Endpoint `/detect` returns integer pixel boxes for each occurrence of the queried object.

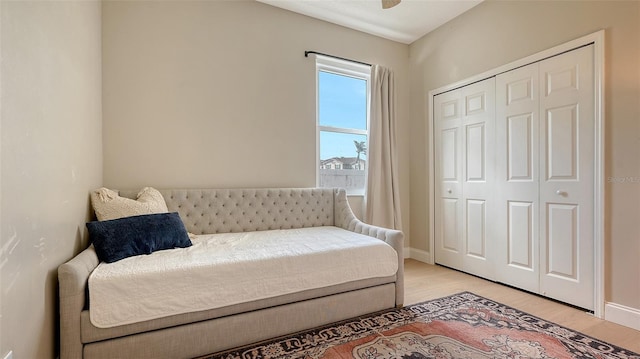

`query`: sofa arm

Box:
[59,245,99,359]
[334,189,404,306]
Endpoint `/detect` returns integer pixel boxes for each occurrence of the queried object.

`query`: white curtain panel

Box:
[365,65,403,230]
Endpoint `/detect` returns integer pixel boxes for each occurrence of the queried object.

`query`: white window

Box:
[315,56,370,195]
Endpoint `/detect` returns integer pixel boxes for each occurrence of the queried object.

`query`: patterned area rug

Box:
[203,292,640,359]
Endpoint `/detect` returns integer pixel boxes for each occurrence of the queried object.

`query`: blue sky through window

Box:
[320,132,367,161]
[318,71,367,160]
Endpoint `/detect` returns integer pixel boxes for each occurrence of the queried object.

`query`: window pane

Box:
[319,131,367,191]
[318,71,367,130]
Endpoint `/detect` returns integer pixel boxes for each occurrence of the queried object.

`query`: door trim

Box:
[427,30,605,318]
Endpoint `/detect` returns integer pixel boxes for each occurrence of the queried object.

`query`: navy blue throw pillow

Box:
[87,212,192,263]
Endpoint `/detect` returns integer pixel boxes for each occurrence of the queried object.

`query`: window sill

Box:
[347,193,365,198]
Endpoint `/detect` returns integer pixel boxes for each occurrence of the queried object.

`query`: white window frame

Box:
[315,55,371,196]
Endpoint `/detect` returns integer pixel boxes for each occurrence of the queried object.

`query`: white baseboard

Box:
[408,248,432,264]
[605,302,640,331]
[403,247,410,259]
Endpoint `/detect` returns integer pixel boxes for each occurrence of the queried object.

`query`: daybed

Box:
[58,188,404,359]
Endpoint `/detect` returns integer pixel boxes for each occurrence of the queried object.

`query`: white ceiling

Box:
[256,0,483,44]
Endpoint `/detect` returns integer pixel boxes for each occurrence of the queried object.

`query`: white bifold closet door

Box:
[435,45,595,310]
[495,45,595,310]
[434,78,496,281]
[494,62,541,294]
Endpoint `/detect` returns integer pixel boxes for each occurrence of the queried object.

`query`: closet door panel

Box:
[434,77,495,278]
[507,201,535,270]
[507,114,534,181]
[461,79,495,280]
[466,199,486,258]
[466,123,486,182]
[547,105,578,179]
[539,45,594,310]
[440,128,459,182]
[495,63,540,293]
[546,203,578,279]
[441,198,460,252]
[434,90,463,270]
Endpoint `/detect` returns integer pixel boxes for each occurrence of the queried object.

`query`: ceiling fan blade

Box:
[382,0,401,9]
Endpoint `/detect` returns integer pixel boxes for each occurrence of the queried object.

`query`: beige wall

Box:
[409,0,640,308]
[0,1,102,358]
[102,1,410,242]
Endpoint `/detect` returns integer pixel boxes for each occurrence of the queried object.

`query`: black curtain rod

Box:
[304,51,372,67]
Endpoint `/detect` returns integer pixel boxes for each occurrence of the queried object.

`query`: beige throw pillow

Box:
[90,187,169,221]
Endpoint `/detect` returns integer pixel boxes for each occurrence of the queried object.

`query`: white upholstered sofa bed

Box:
[58,188,404,359]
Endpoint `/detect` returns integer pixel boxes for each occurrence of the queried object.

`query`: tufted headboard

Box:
[119,188,336,235]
